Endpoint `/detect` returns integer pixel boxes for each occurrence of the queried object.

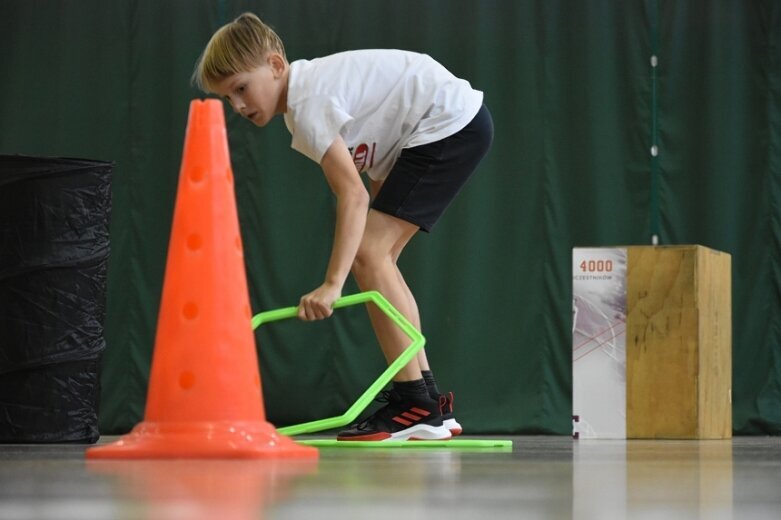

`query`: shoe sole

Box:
[397,423,452,441]
[444,418,462,436]
[338,423,452,442]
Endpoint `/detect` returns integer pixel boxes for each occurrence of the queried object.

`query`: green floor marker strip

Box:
[297,439,513,450]
[252,291,425,436]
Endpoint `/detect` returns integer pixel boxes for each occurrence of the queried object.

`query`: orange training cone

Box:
[87,99,317,459]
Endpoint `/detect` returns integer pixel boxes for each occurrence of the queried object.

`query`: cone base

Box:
[85,420,318,460]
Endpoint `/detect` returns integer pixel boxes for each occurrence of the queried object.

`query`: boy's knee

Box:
[352,247,387,280]
[351,248,373,277]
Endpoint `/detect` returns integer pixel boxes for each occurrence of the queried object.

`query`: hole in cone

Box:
[179,371,196,389]
[226,167,233,183]
[187,234,203,251]
[235,236,242,253]
[183,302,199,320]
[190,166,206,183]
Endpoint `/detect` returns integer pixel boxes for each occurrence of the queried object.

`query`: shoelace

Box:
[374,390,394,404]
[355,390,398,430]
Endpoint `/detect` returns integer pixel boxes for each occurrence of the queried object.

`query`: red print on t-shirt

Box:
[350,142,376,173]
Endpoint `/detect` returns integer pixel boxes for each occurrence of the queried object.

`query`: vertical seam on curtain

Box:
[648,0,661,245]
[540,0,567,433]
[765,0,781,434]
[125,0,144,431]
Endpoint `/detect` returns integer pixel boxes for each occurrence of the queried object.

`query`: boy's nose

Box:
[227,99,245,114]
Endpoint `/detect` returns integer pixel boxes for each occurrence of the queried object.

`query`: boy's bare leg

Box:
[352,209,429,381]
[392,261,431,372]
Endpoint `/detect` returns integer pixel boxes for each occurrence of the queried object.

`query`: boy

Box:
[193,13,493,441]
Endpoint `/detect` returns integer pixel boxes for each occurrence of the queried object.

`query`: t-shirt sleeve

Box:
[288,96,353,164]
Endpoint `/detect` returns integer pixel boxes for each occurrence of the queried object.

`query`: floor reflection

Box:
[573,439,733,518]
[86,458,317,520]
[4,436,773,520]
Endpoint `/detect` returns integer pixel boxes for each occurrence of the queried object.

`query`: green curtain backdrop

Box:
[1,0,779,435]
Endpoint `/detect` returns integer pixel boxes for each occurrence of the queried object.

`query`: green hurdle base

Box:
[297,439,513,450]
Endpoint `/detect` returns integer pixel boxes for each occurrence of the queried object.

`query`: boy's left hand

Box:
[298,282,342,320]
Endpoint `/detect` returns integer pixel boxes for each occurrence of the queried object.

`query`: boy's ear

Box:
[268,53,287,77]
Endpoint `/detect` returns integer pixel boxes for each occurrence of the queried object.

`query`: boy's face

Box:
[214,53,287,127]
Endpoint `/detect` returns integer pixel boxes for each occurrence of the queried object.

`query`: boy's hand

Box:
[298,282,342,320]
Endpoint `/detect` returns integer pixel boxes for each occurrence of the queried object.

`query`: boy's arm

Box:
[298,135,370,320]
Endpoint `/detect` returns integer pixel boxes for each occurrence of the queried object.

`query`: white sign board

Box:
[572,248,627,439]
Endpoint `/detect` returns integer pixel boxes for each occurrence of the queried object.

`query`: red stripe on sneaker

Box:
[410,407,430,417]
[401,411,422,421]
[393,416,413,426]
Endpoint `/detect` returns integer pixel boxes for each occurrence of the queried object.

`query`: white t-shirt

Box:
[283,49,483,181]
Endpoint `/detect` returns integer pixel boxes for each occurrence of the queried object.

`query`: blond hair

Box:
[192,12,286,93]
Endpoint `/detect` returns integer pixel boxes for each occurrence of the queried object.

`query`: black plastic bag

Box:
[0,155,112,443]
[0,359,102,443]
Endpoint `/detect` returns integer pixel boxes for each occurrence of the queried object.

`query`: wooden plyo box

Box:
[626,245,732,439]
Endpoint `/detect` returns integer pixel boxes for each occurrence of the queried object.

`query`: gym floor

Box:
[1,435,779,519]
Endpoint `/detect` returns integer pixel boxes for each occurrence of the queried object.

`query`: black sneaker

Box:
[439,391,463,436]
[337,389,452,441]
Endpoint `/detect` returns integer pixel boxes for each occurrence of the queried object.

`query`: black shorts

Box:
[371,104,494,232]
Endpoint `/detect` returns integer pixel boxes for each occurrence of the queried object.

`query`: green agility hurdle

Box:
[252,291,512,450]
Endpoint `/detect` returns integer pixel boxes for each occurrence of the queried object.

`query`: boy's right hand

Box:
[297,282,342,321]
